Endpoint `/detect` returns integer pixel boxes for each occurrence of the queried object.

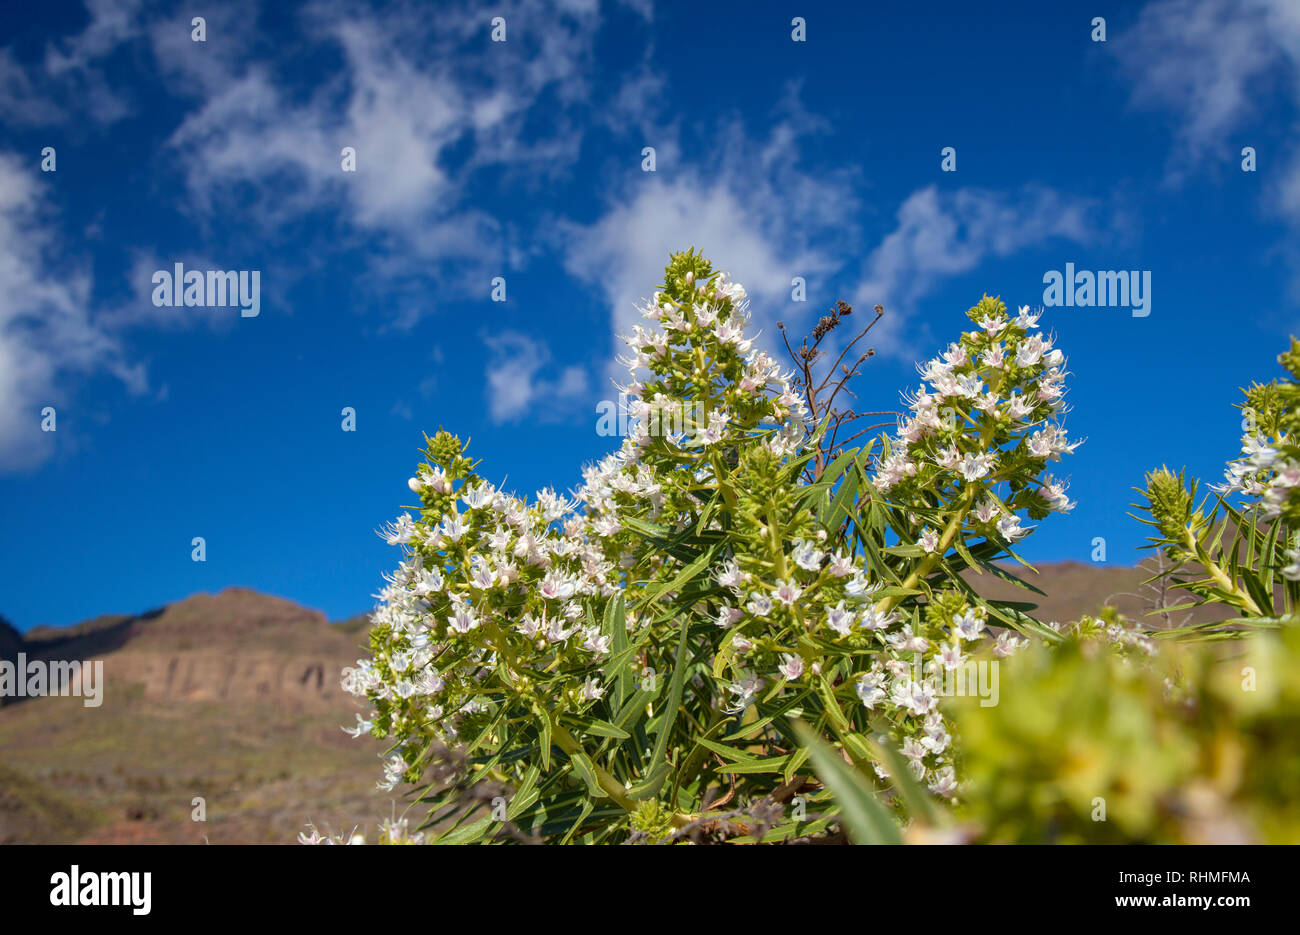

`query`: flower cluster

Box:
[1205,342,1300,578]
[875,296,1079,543]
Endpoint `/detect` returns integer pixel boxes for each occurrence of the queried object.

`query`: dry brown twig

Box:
[777,301,898,481]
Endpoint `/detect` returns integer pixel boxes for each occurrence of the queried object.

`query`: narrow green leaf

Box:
[792,720,902,845]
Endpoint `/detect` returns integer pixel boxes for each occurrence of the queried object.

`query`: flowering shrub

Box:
[337,249,1080,844]
[1139,338,1300,626]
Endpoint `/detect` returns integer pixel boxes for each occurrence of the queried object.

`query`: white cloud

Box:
[565,176,828,337]
[0,0,143,127]
[1112,0,1300,287]
[0,154,143,470]
[564,97,1094,371]
[1112,0,1300,172]
[483,331,589,423]
[45,0,143,76]
[563,94,861,383]
[852,185,1095,354]
[155,1,609,240]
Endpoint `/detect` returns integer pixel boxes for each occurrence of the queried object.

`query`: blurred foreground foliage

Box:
[940,620,1300,844]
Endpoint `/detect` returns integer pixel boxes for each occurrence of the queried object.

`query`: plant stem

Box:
[874,487,976,617]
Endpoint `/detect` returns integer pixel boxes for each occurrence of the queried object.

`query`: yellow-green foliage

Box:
[944,625,1300,843]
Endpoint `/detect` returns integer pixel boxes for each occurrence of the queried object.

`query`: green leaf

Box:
[792,720,902,845]
[648,623,692,768]
[507,766,541,820]
[860,725,941,826]
[538,709,552,771]
[626,762,673,800]
[695,737,760,763]
[436,814,494,845]
[605,593,630,707]
[569,751,607,799]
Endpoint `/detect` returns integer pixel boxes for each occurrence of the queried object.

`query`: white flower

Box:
[858,607,897,631]
[718,278,747,302]
[747,594,773,616]
[844,572,878,596]
[1014,305,1040,329]
[791,539,824,571]
[715,605,744,628]
[1041,476,1075,513]
[1006,393,1035,421]
[887,625,929,652]
[778,654,805,680]
[414,567,445,594]
[827,553,855,577]
[579,677,606,702]
[581,627,612,656]
[546,616,576,643]
[993,630,1028,658]
[1242,435,1277,463]
[955,373,983,398]
[902,736,927,763]
[973,498,1000,523]
[462,483,495,510]
[773,579,803,606]
[929,766,959,797]
[919,527,940,553]
[725,677,765,714]
[440,510,468,542]
[958,452,994,482]
[1283,546,1300,581]
[952,609,986,641]
[892,678,937,716]
[517,613,543,639]
[856,674,886,708]
[1015,335,1044,367]
[921,714,951,754]
[826,600,855,636]
[416,668,445,695]
[715,560,744,590]
[469,561,496,590]
[382,514,416,545]
[447,604,479,634]
[981,312,1008,335]
[342,714,374,738]
[538,571,577,601]
[996,513,1030,541]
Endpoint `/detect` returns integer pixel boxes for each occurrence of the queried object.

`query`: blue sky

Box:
[2,0,1299,630]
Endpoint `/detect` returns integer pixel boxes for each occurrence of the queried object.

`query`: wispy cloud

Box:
[1112,0,1299,176]
[565,91,1095,372]
[483,331,589,423]
[0,154,143,470]
[1112,0,1300,287]
[563,87,862,382]
[852,185,1096,354]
